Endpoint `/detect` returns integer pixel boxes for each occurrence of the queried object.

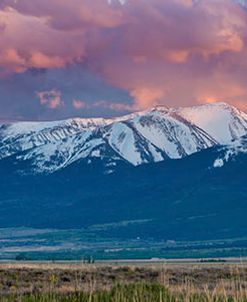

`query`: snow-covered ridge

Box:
[0,117,112,158]
[1,102,247,174]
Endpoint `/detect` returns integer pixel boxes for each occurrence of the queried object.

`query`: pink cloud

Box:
[30,52,65,69]
[0,0,247,110]
[36,89,63,109]
[0,7,87,73]
[92,100,133,111]
[73,100,86,109]
[72,99,132,111]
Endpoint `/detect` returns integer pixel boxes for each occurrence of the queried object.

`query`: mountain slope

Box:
[0,135,246,240]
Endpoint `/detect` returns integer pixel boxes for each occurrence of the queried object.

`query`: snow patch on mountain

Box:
[213,135,247,168]
[213,158,224,168]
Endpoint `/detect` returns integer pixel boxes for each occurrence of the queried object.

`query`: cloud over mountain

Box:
[0,0,247,119]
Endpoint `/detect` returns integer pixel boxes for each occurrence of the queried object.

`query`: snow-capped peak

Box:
[174,102,247,144]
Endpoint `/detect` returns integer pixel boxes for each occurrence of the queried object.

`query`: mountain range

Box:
[0,102,247,242]
[1,102,247,174]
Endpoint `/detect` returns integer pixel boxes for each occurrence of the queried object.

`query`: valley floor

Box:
[0,262,247,301]
[2,228,247,261]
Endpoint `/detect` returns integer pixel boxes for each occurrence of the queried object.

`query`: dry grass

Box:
[0,263,247,301]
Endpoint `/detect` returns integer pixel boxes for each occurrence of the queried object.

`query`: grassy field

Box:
[0,262,247,301]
